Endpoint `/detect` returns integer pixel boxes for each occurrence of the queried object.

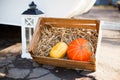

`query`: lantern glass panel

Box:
[25,27,34,47]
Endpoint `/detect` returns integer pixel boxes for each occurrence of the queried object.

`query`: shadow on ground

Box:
[0,54,96,80]
[49,67,96,80]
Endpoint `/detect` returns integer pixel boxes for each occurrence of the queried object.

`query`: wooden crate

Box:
[28,17,100,71]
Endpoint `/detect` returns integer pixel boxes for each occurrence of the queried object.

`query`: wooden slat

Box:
[33,56,96,71]
[43,17,98,24]
[45,23,98,30]
[95,20,100,33]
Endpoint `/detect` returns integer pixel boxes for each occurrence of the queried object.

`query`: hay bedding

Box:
[35,24,98,57]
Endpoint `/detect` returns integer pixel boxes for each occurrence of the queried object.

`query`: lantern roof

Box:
[22,1,44,15]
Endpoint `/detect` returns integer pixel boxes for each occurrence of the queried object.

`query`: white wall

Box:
[0,0,95,26]
[0,0,80,26]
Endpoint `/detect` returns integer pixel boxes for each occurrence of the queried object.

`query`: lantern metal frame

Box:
[21,1,44,59]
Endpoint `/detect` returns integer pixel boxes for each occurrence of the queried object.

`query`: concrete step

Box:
[101,21,120,30]
[102,29,120,38]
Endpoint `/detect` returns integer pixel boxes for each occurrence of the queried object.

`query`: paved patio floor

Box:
[75,5,120,22]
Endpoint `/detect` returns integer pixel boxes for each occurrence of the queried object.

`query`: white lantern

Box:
[21,1,44,59]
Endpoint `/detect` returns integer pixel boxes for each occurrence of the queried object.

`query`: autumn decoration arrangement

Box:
[35,25,97,62]
[28,17,100,71]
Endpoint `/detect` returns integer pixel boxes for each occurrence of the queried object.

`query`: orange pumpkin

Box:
[67,38,93,61]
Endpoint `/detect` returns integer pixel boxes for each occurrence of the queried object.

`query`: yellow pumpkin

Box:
[50,42,68,58]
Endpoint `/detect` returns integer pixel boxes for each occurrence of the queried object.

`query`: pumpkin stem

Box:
[79,46,83,50]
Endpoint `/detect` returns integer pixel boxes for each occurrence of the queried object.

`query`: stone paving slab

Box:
[7,68,30,79]
[28,68,49,78]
